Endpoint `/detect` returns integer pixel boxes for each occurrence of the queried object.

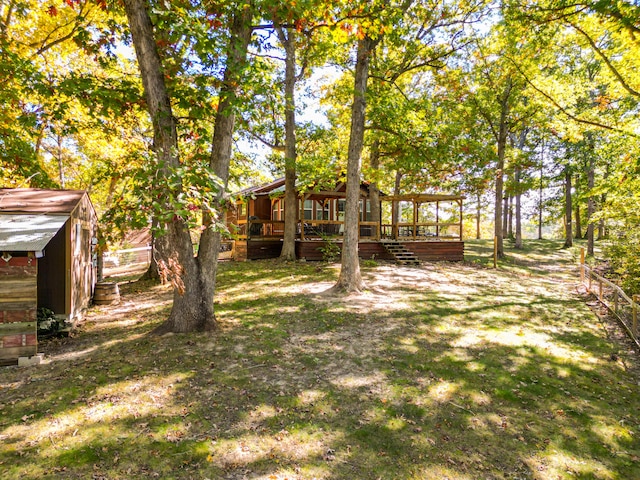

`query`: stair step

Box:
[381,241,420,265]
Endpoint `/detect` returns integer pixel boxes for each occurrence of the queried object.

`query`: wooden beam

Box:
[382,193,463,202]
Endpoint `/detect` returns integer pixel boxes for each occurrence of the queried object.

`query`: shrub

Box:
[318,233,341,263]
[37,307,61,336]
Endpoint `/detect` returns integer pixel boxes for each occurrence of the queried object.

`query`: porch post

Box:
[377,198,381,240]
[436,201,440,237]
[459,199,463,240]
[413,200,417,239]
[300,194,307,241]
[392,199,398,239]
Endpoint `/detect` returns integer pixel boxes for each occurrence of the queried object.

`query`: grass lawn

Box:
[1,239,639,479]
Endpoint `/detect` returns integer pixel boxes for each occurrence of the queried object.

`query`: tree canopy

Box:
[3,0,640,326]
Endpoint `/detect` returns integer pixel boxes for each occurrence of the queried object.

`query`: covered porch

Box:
[227,183,464,262]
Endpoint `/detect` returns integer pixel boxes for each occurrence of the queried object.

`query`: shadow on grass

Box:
[1,253,639,479]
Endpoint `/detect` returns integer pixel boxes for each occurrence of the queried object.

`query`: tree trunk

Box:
[334,36,377,293]
[508,196,514,240]
[538,159,543,240]
[277,27,298,261]
[597,165,608,240]
[391,171,402,236]
[193,7,253,331]
[476,193,481,239]
[56,134,65,188]
[124,0,252,333]
[587,152,595,256]
[494,129,508,257]
[514,169,522,249]
[124,0,202,333]
[512,130,527,249]
[575,201,582,239]
[502,195,508,239]
[493,78,513,259]
[597,215,605,240]
[368,140,381,238]
[141,221,161,282]
[563,168,573,248]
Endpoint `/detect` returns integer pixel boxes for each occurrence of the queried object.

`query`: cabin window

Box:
[303,199,313,220]
[337,199,345,222]
[271,199,284,220]
[360,199,370,221]
[315,201,327,220]
[238,203,246,218]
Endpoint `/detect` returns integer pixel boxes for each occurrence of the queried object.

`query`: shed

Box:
[0,188,98,364]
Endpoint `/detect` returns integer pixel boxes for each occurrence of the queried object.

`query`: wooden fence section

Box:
[580,249,640,349]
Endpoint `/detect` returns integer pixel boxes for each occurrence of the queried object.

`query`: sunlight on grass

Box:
[3,373,190,448]
[208,429,333,473]
[2,240,640,479]
[410,465,476,480]
[591,418,635,450]
[451,327,603,368]
[427,380,462,403]
[536,449,616,479]
[330,373,386,389]
[295,389,326,409]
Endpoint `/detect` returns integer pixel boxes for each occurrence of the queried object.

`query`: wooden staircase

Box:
[381,241,420,266]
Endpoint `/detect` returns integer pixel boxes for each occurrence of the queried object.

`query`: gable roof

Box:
[0,188,88,215]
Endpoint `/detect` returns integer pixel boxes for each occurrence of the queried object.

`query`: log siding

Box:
[0,255,38,362]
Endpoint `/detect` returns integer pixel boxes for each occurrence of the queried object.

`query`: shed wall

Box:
[0,256,37,362]
[70,194,97,321]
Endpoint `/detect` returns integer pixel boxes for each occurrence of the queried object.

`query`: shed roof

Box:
[0,214,69,253]
[0,188,87,214]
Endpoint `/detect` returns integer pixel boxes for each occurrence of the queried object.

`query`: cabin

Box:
[226,178,464,263]
[0,188,98,365]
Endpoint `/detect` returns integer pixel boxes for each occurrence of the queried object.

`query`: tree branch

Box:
[568,21,640,98]
[244,129,285,151]
[506,57,639,137]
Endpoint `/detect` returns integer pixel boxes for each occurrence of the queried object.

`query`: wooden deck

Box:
[233,239,464,262]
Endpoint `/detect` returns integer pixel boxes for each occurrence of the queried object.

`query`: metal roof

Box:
[0,214,69,253]
[234,177,286,197]
[0,188,87,214]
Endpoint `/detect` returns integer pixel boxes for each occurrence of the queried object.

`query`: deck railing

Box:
[235,219,460,241]
[380,222,462,241]
[235,219,285,239]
